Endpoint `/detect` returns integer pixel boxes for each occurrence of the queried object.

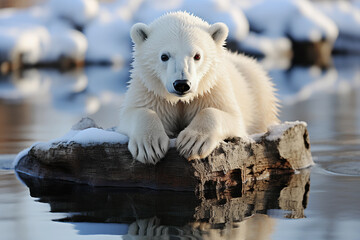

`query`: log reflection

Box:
[17,169,310,239]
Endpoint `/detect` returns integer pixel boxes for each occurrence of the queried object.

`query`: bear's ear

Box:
[209,22,229,45]
[130,23,150,45]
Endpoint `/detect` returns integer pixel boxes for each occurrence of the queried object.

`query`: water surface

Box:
[0,59,360,239]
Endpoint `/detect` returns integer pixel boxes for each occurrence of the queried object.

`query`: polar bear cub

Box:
[118,12,279,164]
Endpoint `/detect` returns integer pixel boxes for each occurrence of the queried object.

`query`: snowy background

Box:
[0,0,359,114]
[0,0,359,91]
[0,0,359,66]
[0,0,360,64]
[1,2,360,240]
[0,0,359,122]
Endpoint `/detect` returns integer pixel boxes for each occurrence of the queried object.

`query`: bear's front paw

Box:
[176,129,219,160]
[128,132,170,164]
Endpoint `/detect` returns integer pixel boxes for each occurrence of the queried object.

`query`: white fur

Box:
[118,12,279,164]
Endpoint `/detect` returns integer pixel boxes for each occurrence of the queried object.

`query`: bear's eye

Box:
[161,54,169,62]
[194,53,201,61]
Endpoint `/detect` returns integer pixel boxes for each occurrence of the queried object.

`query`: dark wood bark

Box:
[15,119,313,192]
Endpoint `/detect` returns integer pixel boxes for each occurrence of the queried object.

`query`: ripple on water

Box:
[324,161,360,176]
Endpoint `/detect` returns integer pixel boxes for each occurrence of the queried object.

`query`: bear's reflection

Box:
[17,169,310,239]
[124,214,275,240]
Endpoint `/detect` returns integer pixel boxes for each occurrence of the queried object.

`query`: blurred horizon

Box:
[0,1,359,240]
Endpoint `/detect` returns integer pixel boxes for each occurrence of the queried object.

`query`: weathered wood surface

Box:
[15,119,313,192]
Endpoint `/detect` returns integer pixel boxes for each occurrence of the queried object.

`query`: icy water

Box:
[0,57,360,240]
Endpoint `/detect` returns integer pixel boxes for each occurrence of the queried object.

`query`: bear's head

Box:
[130,11,229,103]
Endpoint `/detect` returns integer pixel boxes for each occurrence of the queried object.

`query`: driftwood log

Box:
[15,118,313,193]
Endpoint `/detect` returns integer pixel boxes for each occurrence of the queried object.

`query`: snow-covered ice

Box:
[238,32,292,58]
[48,0,99,27]
[237,0,338,56]
[134,0,249,42]
[0,0,250,65]
[316,1,360,39]
[1,0,360,63]
[43,21,88,62]
[239,0,338,42]
[84,5,132,64]
[0,5,88,64]
[315,1,360,53]
[0,7,51,64]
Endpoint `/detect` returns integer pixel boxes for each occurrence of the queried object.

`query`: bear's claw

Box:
[128,133,170,164]
[176,130,219,160]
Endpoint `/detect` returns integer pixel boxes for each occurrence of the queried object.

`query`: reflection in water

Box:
[0,170,31,240]
[270,56,360,106]
[0,56,360,239]
[17,170,310,239]
[0,66,129,154]
[0,66,129,114]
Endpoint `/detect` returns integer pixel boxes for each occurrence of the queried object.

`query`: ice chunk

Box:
[240,0,338,42]
[315,1,360,53]
[0,6,87,64]
[0,25,51,64]
[49,0,99,27]
[238,33,292,57]
[42,21,88,62]
[134,0,249,42]
[288,0,338,42]
[316,1,360,39]
[84,7,132,64]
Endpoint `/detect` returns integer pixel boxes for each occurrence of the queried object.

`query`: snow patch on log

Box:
[266,121,307,141]
[34,117,128,152]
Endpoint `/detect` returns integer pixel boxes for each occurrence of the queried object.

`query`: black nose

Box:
[173,80,191,94]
